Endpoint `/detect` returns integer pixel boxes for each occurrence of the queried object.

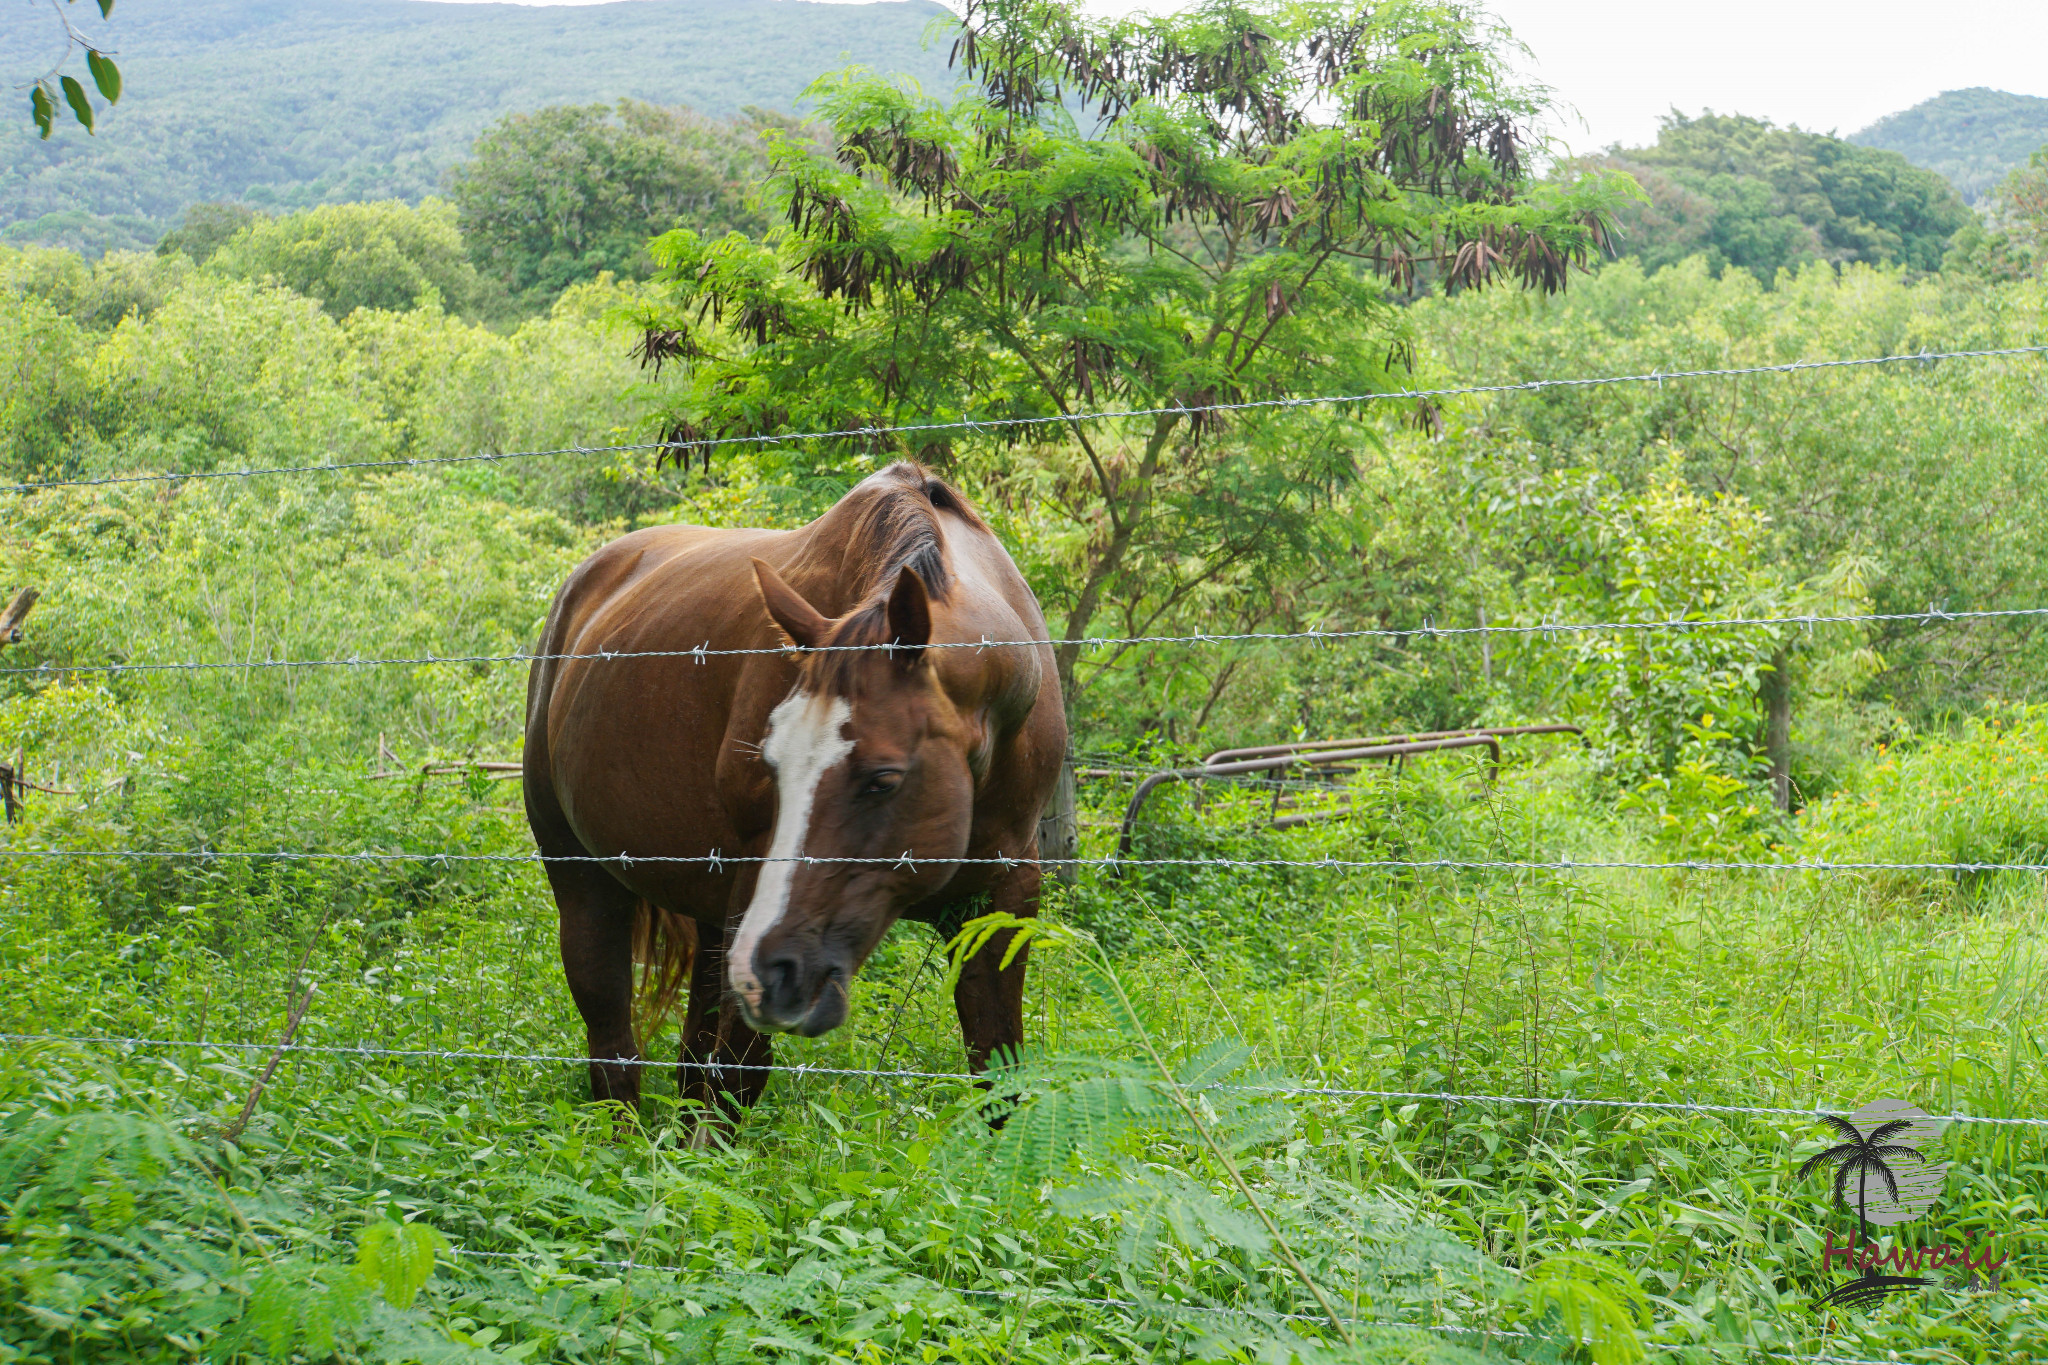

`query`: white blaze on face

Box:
[729,689,855,1010]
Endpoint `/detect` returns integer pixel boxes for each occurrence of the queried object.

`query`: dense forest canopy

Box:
[1584,112,1972,281]
[450,101,784,308]
[0,0,953,256]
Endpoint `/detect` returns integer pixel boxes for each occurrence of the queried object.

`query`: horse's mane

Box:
[803,463,989,692]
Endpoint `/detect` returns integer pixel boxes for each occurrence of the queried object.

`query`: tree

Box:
[634,0,1626,702]
[156,203,263,267]
[1850,87,2048,204]
[24,0,121,139]
[1586,113,1971,280]
[204,200,485,320]
[1997,145,2048,240]
[1945,144,2048,280]
[448,101,779,307]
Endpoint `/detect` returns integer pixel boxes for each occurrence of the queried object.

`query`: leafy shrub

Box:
[0,1064,449,1361]
[1800,702,2048,893]
[1542,468,1780,789]
[1614,713,1778,858]
[207,199,489,320]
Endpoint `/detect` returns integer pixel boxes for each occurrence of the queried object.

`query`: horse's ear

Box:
[885,565,931,667]
[752,558,831,651]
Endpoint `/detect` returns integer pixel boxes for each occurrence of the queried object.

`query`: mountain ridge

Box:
[1850,87,2048,202]
[1,0,957,254]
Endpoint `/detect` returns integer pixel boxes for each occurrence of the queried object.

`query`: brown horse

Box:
[522,464,1065,1115]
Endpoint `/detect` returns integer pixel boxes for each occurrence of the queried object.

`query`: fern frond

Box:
[1174,1040,1255,1090]
[1521,1252,1651,1365]
[660,1172,770,1251]
[357,1216,447,1309]
[980,1066,1161,1206]
[508,1172,632,1220]
[944,911,1075,993]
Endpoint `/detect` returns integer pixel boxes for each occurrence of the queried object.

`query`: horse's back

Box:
[524,522,791,886]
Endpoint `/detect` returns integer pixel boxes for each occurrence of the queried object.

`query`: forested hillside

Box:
[1852,86,2048,201]
[0,0,953,255]
[1583,113,1971,280]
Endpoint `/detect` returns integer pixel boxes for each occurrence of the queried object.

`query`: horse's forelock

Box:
[797,603,895,696]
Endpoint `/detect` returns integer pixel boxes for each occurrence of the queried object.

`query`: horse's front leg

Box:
[951,853,1040,1074]
[679,915,775,1134]
[679,859,777,1140]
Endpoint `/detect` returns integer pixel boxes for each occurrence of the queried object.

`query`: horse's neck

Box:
[782,500,892,617]
[931,529,1045,730]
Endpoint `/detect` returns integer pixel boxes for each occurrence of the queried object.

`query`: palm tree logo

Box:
[1800,1113,1924,1233]
[1800,1099,1947,1310]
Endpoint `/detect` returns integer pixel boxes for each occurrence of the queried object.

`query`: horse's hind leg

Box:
[544,856,645,1107]
[679,918,774,1132]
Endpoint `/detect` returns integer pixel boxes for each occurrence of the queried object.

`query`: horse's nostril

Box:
[762,955,800,1009]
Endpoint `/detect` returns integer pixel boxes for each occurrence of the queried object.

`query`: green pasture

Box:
[2,719,2043,1362]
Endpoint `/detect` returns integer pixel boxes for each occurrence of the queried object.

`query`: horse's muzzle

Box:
[749,951,851,1037]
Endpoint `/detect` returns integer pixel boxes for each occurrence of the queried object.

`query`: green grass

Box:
[4,750,2044,1362]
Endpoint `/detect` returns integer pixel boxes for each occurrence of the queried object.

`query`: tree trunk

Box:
[1762,645,1792,811]
[1035,754,1078,887]
[1052,412,1181,697]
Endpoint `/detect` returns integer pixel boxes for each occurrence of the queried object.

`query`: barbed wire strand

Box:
[7,342,2045,496]
[8,1031,2042,1128]
[7,604,2047,677]
[5,847,2047,874]
[438,1245,1906,1363]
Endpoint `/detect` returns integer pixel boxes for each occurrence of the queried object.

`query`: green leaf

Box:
[31,83,55,139]
[60,75,94,133]
[944,911,1071,993]
[247,1272,302,1357]
[356,1217,446,1308]
[87,50,121,104]
[97,0,117,16]
[1521,1253,1652,1365]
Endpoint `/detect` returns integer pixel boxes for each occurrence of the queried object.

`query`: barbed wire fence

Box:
[5,340,2046,1359]
[3,603,2046,677]
[7,1030,2046,1129]
[4,340,2044,497]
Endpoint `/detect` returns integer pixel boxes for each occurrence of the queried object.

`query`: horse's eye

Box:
[860,769,904,797]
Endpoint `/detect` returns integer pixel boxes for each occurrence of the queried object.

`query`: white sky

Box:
[422,0,2048,153]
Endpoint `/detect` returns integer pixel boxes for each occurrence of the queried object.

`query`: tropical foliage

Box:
[451,101,783,309]
[5,0,2048,1359]
[204,199,490,320]
[631,0,1628,693]
[1585,113,1971,280]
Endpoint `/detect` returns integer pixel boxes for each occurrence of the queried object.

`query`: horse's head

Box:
[728,558,974,1035]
